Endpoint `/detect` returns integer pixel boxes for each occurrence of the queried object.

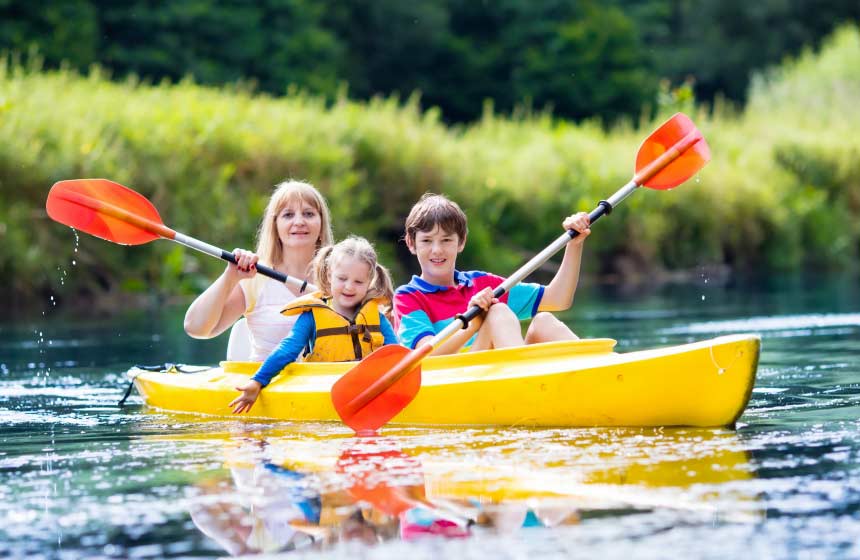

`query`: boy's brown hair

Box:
[404,193,468,244]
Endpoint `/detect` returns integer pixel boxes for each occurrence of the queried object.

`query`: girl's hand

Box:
[230,380,263,414]
[468,287,498,312]
[227,248,259,280]
[563,212,591,245]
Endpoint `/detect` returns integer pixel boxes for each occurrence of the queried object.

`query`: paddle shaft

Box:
[57,189,314,293]
[461,127,703,323]
[339,129,704,417]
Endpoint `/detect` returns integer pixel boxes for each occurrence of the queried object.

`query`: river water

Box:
[1,276,859,559]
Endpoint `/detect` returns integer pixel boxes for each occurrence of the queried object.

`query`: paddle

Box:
[45,178,315,293]
[331,112,712,434]
[336,437,429,516]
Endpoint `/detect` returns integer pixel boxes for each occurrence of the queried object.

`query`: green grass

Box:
[1,25,858,306]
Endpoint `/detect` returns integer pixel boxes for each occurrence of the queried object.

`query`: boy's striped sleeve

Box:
[393,291,436,349]
[507,282,545,319]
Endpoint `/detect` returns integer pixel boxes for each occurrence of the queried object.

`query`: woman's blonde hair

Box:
[313,236,395,319]
[255,180,334,267]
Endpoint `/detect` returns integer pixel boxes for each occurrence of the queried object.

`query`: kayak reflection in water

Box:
[335,436,582,539]
[186,436,460,555]
[188,434,582,555]
[336,436,475,540]
[189,445,324,554]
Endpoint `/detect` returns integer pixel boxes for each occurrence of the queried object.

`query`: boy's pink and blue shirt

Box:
[393,270,544,349]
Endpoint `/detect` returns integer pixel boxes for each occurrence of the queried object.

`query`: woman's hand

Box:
[227,248,259,280]
[468,287,498,312]
[229,380,263,414]
[563,212,591,245]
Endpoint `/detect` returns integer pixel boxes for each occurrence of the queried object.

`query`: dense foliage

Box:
[1,25,858,308]
[1,0,857,123]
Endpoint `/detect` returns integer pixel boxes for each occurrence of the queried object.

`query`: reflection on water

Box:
[188,435,474,555]
[190,446,323,555]
[1,277,860,557]
[157,425,758,556]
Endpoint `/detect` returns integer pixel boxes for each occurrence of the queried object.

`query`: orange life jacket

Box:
[281,291,385,362]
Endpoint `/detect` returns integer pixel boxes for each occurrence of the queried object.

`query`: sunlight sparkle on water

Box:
[1,280,859,558]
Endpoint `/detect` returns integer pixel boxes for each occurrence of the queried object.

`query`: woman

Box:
[184,180,333,361]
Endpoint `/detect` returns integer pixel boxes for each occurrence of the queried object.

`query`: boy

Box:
[394,193,591,354]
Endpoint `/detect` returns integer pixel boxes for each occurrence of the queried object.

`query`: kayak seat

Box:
[226,317,252,362]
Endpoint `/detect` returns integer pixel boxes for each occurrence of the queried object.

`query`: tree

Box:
[95,0,345,96]
[614,0,860,103]
[510,2,657,121]
[0,0,97,67]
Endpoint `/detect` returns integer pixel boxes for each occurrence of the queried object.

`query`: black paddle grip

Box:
[456,283,509,327]
[568,200,612,240]
[457,305,483,327]
[221,250,305,290]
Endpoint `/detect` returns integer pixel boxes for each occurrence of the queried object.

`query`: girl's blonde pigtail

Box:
[369,263,396,322]
[312,245,335,297]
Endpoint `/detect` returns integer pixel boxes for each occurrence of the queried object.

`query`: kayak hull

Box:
[129,334,760,427]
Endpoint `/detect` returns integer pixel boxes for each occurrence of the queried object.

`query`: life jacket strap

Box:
[316,324,381,342]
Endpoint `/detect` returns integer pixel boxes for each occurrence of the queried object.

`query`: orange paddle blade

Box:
[635,113,711,190]
[331,345,422,433]
[336,438,425,516]
[46,179,171,245]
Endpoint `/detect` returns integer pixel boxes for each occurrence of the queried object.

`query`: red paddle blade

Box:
[46,179,167,245]
[336,438,425,516]
[331,345,422,433]
[635,113,711,190]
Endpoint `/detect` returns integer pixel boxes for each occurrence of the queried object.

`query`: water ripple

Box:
[659,313,860,335]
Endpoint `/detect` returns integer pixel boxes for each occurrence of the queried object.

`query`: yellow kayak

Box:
[128,334,760,427]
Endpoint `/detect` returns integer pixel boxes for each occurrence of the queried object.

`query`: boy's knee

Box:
[531,312,560,331]
[485,303,518,325]
[526,312,577,342]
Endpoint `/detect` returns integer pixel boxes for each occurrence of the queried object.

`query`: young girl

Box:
[230,236,399,414]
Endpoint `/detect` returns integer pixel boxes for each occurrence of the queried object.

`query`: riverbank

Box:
[2,26,858,308]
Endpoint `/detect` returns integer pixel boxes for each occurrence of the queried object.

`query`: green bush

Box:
[1,25,859,307]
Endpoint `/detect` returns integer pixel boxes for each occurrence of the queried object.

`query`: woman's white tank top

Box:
[239,275,300,362]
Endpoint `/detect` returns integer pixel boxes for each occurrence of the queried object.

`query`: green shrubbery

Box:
[1,26,858,306]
